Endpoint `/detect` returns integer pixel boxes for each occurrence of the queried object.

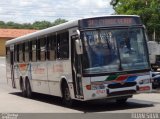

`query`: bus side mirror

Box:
[75,39,83,55]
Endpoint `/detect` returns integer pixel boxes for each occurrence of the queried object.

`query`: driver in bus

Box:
[125,36,131,52]
[119,36,132,54]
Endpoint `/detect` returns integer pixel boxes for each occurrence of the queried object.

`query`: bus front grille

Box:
[108,82,136,89]
[107,90,136,97]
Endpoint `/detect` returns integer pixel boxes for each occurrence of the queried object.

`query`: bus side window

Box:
[36,39,40,61]
[40,37,46,61]
[25,42,29,62]
[14,45,17,63]
[29,41,32,61]
[48,35,56,61]
[46,36,49,60]
[19,44,23,63]
[22,43,25,62]
[17,44,19,62]
[57,31,69,59]
[32,40,37,62]
[6,47,10,64]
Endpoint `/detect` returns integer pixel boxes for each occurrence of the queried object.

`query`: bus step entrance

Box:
[75,74,84,99]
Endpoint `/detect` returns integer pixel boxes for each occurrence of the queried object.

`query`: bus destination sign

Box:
[79,16,141,28]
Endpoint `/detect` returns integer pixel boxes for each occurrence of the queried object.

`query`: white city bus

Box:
[6,15,152,106]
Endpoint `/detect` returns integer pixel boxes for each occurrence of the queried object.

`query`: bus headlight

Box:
[85,84,105,90]
[139,79,150,85]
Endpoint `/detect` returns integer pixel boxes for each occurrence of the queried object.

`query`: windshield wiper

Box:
[116,38,123,71]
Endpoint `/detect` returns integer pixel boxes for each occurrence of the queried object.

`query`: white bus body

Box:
[6,15,152,105]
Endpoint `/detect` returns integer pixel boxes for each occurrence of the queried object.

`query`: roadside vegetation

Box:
[0,18,67,30]
[111,0,160,41]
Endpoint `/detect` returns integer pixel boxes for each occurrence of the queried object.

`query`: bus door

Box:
[71,35,83,99]
[10,45,16,88]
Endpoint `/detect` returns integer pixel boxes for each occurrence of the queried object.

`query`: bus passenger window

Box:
[25,42,29,62]
[14,45,17,62]
[32,40,37,62]
[48,35,56,61]
[6,47,10,64]
[16,45,19,62]
[57,32,69,59]
[40,38,46,61]
[36,39,40,61]
[29,41,32,61]
[19,44,23,63]
[46,36,49,60]
[22,43,25,62]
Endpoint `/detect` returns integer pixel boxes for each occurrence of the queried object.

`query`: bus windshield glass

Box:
[81,27,149,74]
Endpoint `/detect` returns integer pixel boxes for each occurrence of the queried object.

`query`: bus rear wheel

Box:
[62,83,73,107]
[21,80,26,97]
[25,79,32,98]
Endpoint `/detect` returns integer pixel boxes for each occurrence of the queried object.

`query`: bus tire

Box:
[62,82,73,107]
[20,78,26,97]
[116,98,128,104]
[25,79,32,98]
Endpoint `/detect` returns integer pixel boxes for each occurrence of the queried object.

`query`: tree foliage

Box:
[0,18,67,30]
[111,0,160,41]
[52,18,68,26]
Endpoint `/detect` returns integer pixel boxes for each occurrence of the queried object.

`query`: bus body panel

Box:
[47,60,72,97]
[14,64,21,90]
[6,64,13,87]
[82,72,152,100]
[30,62,49,94]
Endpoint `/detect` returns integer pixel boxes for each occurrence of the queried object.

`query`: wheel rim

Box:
[63,84,73,106]
[21,82,26,97]
[64,87,71,101]
[26,81,31,98]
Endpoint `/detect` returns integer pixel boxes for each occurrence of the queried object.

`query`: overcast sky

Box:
[0,0,114,23]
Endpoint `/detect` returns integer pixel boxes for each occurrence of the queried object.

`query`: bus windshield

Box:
[82,27,150,74]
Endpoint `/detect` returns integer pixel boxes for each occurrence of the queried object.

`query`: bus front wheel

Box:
[62,82,73,107]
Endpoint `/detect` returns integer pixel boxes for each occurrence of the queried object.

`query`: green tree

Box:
[6,21,18,28]
[32,21,52,30]
[31,19,67,29]
[0,21,5,28]
[111,0,160,41]
[22,23,33,29]
[0,18,68,30]
[52,18,68,26]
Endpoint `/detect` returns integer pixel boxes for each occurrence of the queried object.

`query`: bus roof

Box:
[80,15,139,20]
[6,15,140,46]
[6,20,79,46]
